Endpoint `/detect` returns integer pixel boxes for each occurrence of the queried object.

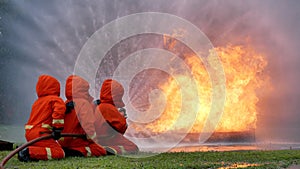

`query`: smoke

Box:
[1,0,300,143]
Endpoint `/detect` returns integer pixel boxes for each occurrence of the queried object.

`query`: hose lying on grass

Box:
[0,133,86,169]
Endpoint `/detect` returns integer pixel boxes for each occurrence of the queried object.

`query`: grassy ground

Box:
[1,150,300,169]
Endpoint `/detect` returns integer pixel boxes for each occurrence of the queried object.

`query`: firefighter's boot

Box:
[18,148,30,162]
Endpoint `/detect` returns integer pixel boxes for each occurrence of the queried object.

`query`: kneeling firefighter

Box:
[18,75,66,162]
[95,79,139,155]
[58,75,106,157]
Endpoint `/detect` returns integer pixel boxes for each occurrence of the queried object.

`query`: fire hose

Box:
[0,133,86,169]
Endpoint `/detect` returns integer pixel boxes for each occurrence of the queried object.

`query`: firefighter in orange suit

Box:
[18,75,66,162]
[95,79,139,155]
[58,75,106,157]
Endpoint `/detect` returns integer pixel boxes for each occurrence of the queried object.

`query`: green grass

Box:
[1,150,300,169]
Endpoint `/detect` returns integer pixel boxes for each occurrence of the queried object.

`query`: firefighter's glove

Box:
[118,108,127,118]
[65,101,75,114]
[52,127,63,140]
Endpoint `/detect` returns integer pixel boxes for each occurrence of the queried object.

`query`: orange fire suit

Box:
[58,75,106,157]
[25,75,66,160]
[96,79,139,154]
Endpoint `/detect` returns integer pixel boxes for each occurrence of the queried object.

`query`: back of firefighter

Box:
[95,79,139,155]
[58,75,106,157]
[18,75,66,162]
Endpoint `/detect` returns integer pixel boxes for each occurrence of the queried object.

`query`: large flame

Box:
[138,35,270,134]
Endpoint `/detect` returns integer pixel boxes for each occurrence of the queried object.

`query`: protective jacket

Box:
[59,75,106,157]
[96,79,138,154]
[25,75,65,160]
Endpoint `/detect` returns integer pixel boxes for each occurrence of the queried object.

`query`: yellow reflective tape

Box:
[46,147,52,160]
[62,149,65,158]
[41,123,52,130]
[59,137,64,142]
[105,146,117,155]
[88,132,97,140]
[119,146,126,155]
[52,119,64,124]
[25,125,33,130]
[85,147,91,157]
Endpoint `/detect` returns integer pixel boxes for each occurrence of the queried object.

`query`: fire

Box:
[213,45,268,132]
[139,35,270,134]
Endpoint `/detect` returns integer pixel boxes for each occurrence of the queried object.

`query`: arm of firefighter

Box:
[77,100,97,140]
[51,97,66,129]
[101,105,127,134]
[93,108,106,135]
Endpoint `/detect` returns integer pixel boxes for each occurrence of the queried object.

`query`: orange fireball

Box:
[129,33,270,137]
[142,37,269,134]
